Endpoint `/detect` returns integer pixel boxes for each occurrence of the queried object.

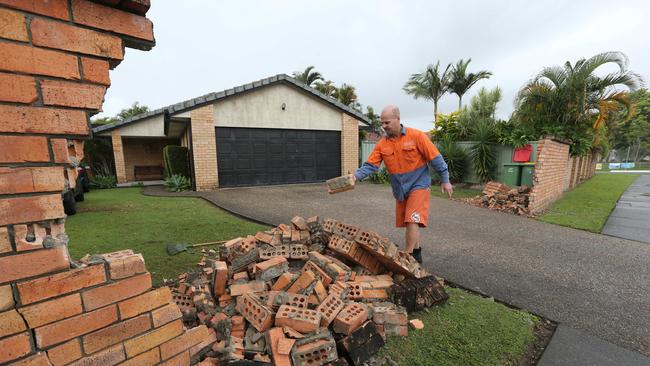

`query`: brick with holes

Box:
[266,327,292,366]
[326,174,355,194]
[255,231,274,245]
[261,291,309,311]
[286,270,317,295]
[259,244,290,260]
[291,216,309,231]
[230,281,266,297]
[388,276,448,312]
[315,293,345,327]
[291,329,338,366]
[302,261,332,287]
[332,302,369,335]
[290,244,309,260]
[275,305,321,334]
[271,272,297,291]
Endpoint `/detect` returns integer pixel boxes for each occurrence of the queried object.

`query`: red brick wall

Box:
[528,138,571,213]
[0,1,208,365]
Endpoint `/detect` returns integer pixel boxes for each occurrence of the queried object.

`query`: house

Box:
[93,74,371,190]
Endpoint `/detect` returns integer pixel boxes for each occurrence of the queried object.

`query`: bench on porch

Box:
[134,165,164,181]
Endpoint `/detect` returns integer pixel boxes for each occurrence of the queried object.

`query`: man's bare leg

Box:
[405,223,419,253]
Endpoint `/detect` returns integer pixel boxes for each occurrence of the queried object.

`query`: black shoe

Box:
[412,248,423,264]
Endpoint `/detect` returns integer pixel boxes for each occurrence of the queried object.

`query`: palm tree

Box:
[403,61,451,122]
[514,51,643,154]
[335,83,360,110]
[314,80,337,97]
[449,59,492,109]
[292,66,323,87]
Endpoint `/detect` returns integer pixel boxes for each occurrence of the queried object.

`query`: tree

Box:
[117,102,149,120]
[365,106,381,131]
[610,89,650,161]
[335,83,360,110]
[514,51,644,155]
[292,66,323,87]
[314,80,337,97]
[448,59,492,109]
[403,61,451,122]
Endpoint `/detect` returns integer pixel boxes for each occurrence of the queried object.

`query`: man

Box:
[353,105,453,263]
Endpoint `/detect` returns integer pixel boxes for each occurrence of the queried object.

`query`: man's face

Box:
[380,114,400,137]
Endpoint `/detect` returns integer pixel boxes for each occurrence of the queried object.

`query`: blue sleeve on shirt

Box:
[429,154,450,183]
[354,162,380,181]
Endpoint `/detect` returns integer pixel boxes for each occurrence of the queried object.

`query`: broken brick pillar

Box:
[0,1,210,365]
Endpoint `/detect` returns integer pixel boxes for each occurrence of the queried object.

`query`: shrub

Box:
[368,167,390,184]
[436,136,467,183]
[470,119,498,183]
[164,174,191,192]
[163,145,190,178]
[90,175,117,189]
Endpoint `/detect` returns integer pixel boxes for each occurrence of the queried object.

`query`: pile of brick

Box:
[466,181,532,216]
[165,216,448,365]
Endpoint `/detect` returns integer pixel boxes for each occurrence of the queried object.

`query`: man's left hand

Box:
[441,182,453,198]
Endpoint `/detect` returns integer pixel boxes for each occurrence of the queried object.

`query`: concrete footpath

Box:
[145,183,650,364]
[602,175,650,244]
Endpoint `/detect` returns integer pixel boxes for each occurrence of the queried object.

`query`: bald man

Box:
[353,105,453,263]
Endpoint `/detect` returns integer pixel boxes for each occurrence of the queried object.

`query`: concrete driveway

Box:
[602,175,650,243]
[146,183,650,362]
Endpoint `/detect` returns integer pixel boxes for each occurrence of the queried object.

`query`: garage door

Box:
[216,127,341,187]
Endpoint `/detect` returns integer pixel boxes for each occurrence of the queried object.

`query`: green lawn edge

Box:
[537,174,639,232]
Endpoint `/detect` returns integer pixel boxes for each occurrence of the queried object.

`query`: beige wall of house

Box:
[97,114,166,138]
[211,83,343,131]
[122,138,178,182]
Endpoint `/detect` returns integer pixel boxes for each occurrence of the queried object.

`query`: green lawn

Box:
[380,287,539,366]
[537,173,639,232]
[65,188,268,285]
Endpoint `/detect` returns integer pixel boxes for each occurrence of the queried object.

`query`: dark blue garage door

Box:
[216,127,341,187]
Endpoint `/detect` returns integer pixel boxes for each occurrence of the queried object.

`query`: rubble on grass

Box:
[463,181,532,216]
[165,216,448,365]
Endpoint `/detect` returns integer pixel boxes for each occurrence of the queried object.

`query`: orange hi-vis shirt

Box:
[354,125,449,201]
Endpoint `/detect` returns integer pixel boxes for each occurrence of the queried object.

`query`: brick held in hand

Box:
[326,174,355,194]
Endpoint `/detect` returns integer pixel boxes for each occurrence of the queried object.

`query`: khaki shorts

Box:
[395,188,430,228]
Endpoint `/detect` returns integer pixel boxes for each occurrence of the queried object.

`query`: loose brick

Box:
[105,252,146,279]
[151,303,182,328]
[118,347,160,366]
[0,105,89,135]
[17,264,106,304]
[271,272,296,291]
[316,293,345,327]
[0,72,36,103]
[290,244,309,259]
[160,325,209,360]
[18,293,83,328]
[83,313,151,354]
[0,41,79,79]
[211,260,228,296]
[336,321,384,366]
[286,270,316,294]
[31,17,123,59]
[409,319,424,330]
[35,304,118,348]
[333,303,369,335]
[82,272,152,311]
[291,330,338,366]
[161,350,189,366]
[0,245,69,283]
[291,216,309,231]
[10,352,51,366]
[118,286,172,319]
[229,280,265,296]
[275,305,321,334]
[41,79,106,109]
[80,57,110,85]
[0,332,31,364]
[0,226,10,254]
[0,167,65,195]
[47,339,82,366]
[68,344,125,366]
[71,0,154,41]
[259,244,290,260]
[0,284,14,311]
[254,256,288,281]
[0,0,69,20]
[0,309,26,337]
[236,293,274,332]
[0,135,50,164]
[266,327,291,366]
[123,319,184,358]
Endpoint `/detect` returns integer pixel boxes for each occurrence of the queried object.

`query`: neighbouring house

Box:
[93,74,370,190]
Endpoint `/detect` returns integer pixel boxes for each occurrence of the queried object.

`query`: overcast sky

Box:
[99,0,650,132]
